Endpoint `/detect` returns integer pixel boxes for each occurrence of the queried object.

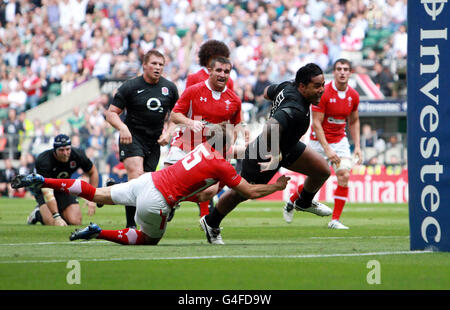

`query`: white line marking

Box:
[0,250,433,264]
[0,236,409,246]
[0,241,110,246]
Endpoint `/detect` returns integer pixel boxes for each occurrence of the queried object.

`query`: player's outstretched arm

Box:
[232,175,290,200]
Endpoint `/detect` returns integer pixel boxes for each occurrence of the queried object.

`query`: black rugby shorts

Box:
[240,141,306,184]
[119,134,160,172]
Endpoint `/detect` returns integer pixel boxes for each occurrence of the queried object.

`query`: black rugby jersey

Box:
[35,148,93,179]
[265,81,311,154]
[112,75,179,140]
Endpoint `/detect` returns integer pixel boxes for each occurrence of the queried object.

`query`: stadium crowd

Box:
[0,0,407,197]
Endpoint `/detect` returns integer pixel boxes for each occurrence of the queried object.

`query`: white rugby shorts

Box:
[309,137,352,162]
[110,173,170,238]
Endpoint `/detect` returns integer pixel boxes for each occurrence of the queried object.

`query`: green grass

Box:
[0,197,449,290]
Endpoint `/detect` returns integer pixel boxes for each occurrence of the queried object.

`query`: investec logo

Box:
[418,0,447,245]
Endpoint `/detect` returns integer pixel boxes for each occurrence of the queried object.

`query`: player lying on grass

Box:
[12,123,290,245]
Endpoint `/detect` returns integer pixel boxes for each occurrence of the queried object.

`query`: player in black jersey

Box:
[200,63,332,244]
[106,49,179,228]
[27,134,99,226]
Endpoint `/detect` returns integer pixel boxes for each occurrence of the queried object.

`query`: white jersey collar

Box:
[331,80,348,99]
[205,80,227,100]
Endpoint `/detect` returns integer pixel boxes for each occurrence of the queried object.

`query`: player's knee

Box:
[63,205,82,225]
[67,216,82,226]
[317,164,331,181]
[336,170,350,183]
[197,187,218,202]
[333,157,353,173]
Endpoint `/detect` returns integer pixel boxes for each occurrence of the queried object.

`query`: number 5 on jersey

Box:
[181,144,210,170]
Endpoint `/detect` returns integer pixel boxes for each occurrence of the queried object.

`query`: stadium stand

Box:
[0,0,408,196]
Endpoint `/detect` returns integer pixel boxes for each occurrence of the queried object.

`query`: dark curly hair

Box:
[294,63,323,87]
[198,40,230,67]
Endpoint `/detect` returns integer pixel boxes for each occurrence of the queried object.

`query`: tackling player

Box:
[12,123,289,245]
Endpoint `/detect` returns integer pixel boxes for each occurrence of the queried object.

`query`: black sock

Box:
[125,205,136,227]
[205,207,225,228]
[294,188,316,209]
[208,199,214,213]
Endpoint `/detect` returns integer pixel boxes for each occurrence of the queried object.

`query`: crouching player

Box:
[12,123,289,245]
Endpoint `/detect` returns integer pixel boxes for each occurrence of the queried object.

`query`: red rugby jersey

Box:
[170,80,242,151]
[310,81,360,144]
[152,142,242,206]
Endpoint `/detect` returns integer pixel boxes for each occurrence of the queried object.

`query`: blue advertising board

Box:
[408,1,450,251]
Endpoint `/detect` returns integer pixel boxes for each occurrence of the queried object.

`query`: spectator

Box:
[372,62,394,97]
[49,51,67,82]
[108,27,124,55]
[253,69,272,117]
[18,153,31,176]
[105,141,127,184]
[60,66,75,95]
[25,152,35,172]
[4,43,20,68]
[87,125,105,160]
[160,0,177,28]
[7,83,27,113]
[392,24,407,59]
[46,0,60,29]
[270,63,292,84]
[0,0,409,115]
[67,106,85,135]
[63,45,83,74]
[4,0,20,25]
[387,134,400,149]
[92,45,112,80]
[236,82,256,123]
[17,45,32,68]
[0,158,18,197]
[30,47,48,75]
[3,108,23,159]
[22,67,43,109]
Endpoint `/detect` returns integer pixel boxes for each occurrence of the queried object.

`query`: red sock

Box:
[97,228,147,245]
[332,185,349,220]
[289,184,304,204]
[44,178,96,201]
[199,201,210,217]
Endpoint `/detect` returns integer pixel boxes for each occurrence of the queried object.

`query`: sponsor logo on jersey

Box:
[137,89,145,94]
[147,98,163,112]
[200,97,207,102]
[327,116,346,125]
[270,90,285,116]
